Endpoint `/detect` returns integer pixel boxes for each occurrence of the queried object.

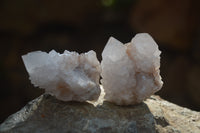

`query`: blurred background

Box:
[1,0,200,123]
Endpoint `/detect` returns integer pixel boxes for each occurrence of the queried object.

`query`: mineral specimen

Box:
[101,33,163,105]
[22,50,101,102]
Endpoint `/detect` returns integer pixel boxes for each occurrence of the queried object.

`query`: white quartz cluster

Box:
[101,33,163,105]
[22,50,101,102]
[22,33,163,105]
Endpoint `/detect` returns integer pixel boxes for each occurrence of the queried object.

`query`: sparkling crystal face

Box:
[101,33,163,105]
[22,50,101,102]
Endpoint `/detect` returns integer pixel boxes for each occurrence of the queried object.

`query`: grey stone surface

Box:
[0,94,200,133]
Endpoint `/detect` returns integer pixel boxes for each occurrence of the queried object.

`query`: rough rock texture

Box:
[101,33,163,105]
[22,50,101,102]
[1,93,200,133]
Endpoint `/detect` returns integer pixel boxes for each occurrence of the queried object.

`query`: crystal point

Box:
[22,50,101,102]
[101,33,163,105]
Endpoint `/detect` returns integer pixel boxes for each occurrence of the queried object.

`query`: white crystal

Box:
[101,33,163,105]
[22,50,101,102]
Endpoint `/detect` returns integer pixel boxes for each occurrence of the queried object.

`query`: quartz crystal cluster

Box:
[101,33,163,105]
[22,50,101,102]
[22,33,163,105]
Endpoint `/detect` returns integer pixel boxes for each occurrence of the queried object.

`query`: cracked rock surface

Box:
[0,94,200,133]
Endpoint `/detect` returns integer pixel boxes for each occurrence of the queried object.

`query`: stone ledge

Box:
[0,94,200,133]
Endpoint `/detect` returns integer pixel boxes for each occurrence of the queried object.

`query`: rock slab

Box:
[0,94,200,133]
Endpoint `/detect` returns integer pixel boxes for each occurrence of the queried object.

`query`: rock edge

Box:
[0,94,200,133]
